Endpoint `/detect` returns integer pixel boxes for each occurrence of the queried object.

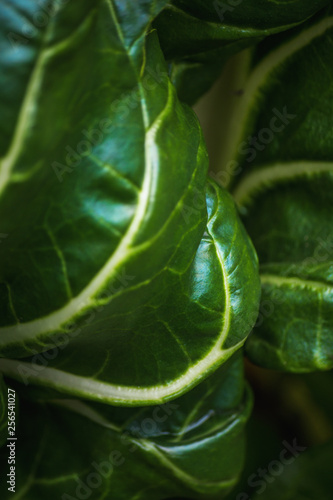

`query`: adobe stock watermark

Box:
[16,269,135,385]
[180,187,206,226]
[61,401,179,500]
[52,63,168,183]
[7,0,71,50]
[214,0,243,22]
[236,438,307,499]
[210,107,296,187]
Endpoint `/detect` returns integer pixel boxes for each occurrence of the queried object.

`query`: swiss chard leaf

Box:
[153,0,329,104]
[0,180,260,404]
[0,355,252,500]
[224,8,333,371]
[1,0,202,353]
[0,1,260,404]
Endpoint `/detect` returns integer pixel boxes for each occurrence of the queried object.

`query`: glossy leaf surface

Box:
[0,1,260,404]
[0,355,252,500]
[0,180,260,404]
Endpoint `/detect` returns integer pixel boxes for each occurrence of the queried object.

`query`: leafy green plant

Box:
[0,1,332,499]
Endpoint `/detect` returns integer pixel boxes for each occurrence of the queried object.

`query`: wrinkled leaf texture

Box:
[0,0,260,404]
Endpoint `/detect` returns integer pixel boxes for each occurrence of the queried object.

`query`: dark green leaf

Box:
[0,2,260,404]
[225,8,333,371]
[0,355,252,500]
[0,180,260,404]
[154,0,329,104]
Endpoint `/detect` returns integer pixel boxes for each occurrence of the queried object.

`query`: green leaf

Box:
[0,180,260,404]
[154,0,329,104]
[0,355,252,500]
[0,2,260,404]
[1,0,196,350]
[225,7,333,371]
